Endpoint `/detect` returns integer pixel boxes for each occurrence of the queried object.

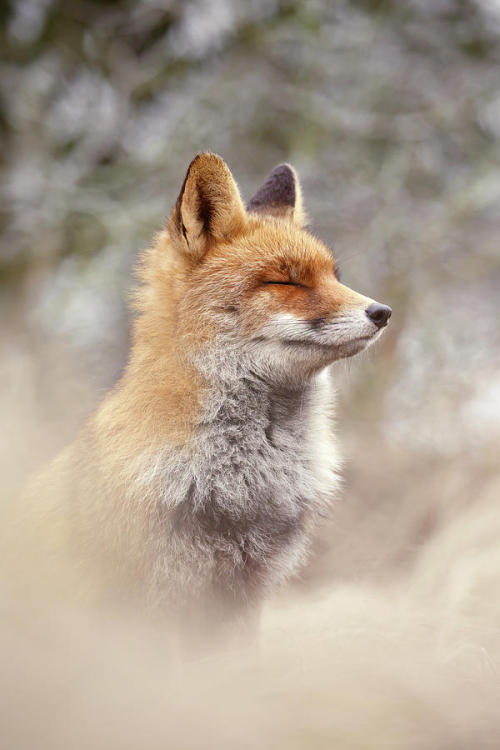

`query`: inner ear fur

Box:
[247,163,306,228]
[170,153,247,260]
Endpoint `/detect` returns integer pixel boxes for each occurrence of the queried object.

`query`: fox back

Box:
[19,154,392,627]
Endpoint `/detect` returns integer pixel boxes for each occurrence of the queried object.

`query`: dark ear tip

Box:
[271,163,296,177]
[247,163,297,212]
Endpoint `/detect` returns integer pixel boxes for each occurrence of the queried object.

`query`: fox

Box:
[15,153,391,630]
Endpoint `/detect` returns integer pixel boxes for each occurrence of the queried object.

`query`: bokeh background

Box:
[2,0,499,566]
[1,2,500,747]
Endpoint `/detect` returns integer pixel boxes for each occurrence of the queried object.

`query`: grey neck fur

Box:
[154,340,339,606]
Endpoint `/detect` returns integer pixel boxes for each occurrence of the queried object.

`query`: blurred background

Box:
[2,2,500,748]
[1,0,500,599]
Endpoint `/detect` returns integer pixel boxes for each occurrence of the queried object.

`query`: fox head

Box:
[139,153,391,387]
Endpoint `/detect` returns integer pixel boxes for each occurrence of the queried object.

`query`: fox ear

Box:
[169,153,247,260]
[247,163,306,228]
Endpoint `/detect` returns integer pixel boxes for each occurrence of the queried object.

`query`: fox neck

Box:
[126,311,326,456]
[187,342,332,515]
[122,332,336,583]
[189,337,314,426]
[200,367,314,442]
[176,350,328,569]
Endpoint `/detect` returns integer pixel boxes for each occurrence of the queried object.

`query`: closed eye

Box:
[262,280,304,288]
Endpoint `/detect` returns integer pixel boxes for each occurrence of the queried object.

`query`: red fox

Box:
[18,154,391,627]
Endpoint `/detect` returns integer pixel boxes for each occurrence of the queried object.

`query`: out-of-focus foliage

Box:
[2,8,500,746]
[0,0,499,496]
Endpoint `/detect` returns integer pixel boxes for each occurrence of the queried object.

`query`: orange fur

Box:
[12,154,389,618]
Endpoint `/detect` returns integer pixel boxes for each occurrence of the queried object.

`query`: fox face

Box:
[156,154,391,386]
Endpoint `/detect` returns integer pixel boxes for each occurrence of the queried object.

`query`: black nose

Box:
[365,302,392,328]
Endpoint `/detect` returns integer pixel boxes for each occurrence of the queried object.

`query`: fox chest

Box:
[168,410,321,574]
